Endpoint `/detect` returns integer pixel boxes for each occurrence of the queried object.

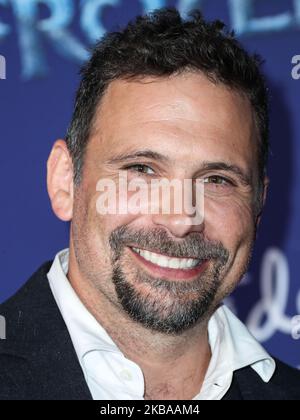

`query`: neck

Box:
[68,248,212,400]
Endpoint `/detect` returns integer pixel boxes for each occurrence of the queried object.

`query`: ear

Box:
[255,176,269,229]
[47,140,74,221]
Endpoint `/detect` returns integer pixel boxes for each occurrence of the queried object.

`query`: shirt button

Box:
[120,369,133,381]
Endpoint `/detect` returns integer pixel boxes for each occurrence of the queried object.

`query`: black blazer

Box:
[0,262,300,400]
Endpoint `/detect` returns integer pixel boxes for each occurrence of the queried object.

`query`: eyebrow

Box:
[105,150,251,186]
[105,149,169,165]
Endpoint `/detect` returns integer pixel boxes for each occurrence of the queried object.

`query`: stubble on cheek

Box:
[71,185,114,289]
[206,193,256,300]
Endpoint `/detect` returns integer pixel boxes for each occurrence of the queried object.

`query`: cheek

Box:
[92,189,139,258]
[204,195,255,249]
[94,177,155,238]
[205,197,256,300]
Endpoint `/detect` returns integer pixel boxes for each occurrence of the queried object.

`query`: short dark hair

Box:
[66,7,269,189]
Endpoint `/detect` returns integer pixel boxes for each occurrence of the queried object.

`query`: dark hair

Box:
[66,7,269,191]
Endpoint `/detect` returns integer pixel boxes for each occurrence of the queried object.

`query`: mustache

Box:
[109,225,230,265]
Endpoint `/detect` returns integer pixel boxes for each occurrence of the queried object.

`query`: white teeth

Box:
[132,247,200,270]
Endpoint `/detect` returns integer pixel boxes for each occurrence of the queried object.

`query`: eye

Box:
[124,164,155,176]
[203,175,233,186]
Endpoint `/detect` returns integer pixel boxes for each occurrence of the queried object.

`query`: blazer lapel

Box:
[0,262,93,400]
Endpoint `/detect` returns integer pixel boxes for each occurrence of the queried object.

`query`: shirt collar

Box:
[48,248,119,357]
[200,305,275,399]
[47,248,275,400]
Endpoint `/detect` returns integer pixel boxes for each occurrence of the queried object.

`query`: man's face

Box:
[70,72,260,335]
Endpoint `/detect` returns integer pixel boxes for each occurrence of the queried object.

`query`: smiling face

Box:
[50,71,265,335]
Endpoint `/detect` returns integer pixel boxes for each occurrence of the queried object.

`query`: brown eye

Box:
[204,176,230,185]
[125,164,155,175]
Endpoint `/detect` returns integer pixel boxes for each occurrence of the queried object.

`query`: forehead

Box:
[89,72,257,167]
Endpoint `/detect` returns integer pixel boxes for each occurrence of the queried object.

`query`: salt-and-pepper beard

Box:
[109,226,230,335]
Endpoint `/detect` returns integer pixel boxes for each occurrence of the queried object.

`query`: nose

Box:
[152,212,205,238]
[150,177,205,238]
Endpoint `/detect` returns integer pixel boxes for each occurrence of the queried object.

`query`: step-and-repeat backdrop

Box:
[0,0,299,368]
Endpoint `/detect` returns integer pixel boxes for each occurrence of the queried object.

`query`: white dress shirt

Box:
[47,248,276,400]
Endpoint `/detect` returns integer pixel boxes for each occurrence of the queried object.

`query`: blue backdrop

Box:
[0,0,299,368]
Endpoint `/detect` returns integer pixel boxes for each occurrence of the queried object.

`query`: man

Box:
[0,8,299,400]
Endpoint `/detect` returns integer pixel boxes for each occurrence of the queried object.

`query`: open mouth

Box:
[129,246,209,281]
